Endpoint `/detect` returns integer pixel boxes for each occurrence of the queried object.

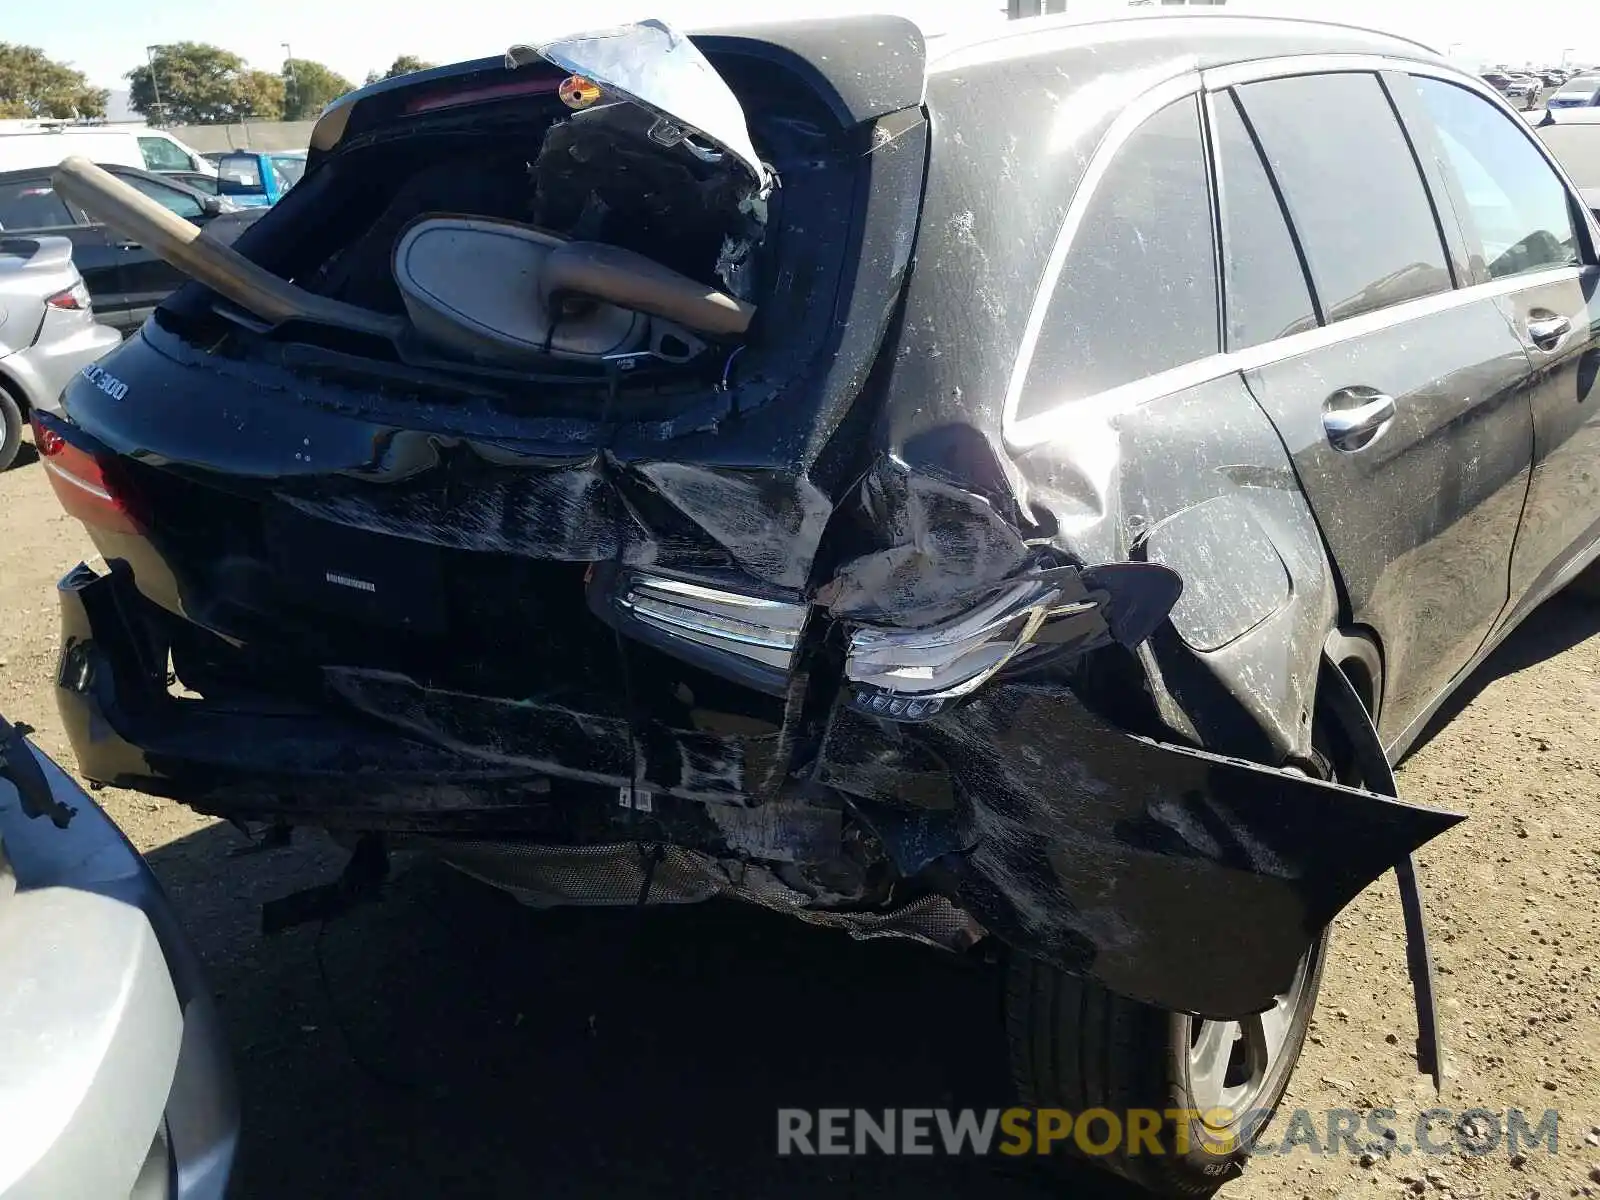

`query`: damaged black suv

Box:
[34,12,1600,1194]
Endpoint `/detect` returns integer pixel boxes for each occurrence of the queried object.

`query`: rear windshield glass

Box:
[217,156,265,195]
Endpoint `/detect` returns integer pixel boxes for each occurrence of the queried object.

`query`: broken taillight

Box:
[844,578,1105,721]
[32,417,145,535]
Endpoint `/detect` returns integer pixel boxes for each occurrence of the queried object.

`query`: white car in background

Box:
[0,236,121,469]
[0,123,212,177]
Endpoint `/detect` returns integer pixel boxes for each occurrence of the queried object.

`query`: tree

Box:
[127,43,282,125]
[363,55,437,86]
[237,70,285,120]
[0,44,108,119]
[281,57,354,121]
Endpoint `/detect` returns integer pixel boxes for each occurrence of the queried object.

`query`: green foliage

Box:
[0,43,108,119]
[281,58,355,121]
[128,42,284,124]
[363,55,437,86]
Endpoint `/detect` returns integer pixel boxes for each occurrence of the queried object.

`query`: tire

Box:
[1004,707,1359,1197]
[0,385,23,472]
[1006,930,1328,1197]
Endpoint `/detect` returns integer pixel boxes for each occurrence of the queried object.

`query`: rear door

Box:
[1402,74,1600,617]
[1218,70,1535,744]
[0,174,127,325]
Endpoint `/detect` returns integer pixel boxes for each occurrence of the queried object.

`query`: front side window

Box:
[139,135,193,173]
[1235,72,1453,324]
[121,175,204,220]
[1412,76,1580,280]
[1017,95,1219,422]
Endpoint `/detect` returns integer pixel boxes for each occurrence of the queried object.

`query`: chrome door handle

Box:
[1322,390,1397,453]
[1526,313,1571,351]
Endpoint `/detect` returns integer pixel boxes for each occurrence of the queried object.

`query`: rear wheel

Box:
[1006,931,1327,1196]
[0,385,24,471]
[1004,703,1362,1196]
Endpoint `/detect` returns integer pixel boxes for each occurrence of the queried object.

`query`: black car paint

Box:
[51,17,1597,1017]
[0,164,260,334]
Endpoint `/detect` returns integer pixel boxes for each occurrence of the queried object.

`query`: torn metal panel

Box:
[409,837,984,952]
[818,681,1463,1017]
[324,667,780,805]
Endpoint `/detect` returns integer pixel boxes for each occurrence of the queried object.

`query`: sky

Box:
[10,0,1600,93]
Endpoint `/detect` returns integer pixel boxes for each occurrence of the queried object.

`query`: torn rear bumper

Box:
[57,559,1462,1018]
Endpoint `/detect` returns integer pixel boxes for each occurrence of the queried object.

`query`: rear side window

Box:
[1412,77,1579,280]
[1017,95,1218,421]
[139,135,193,173]
[1212,91,1318,349]
[1236,73,1452,324]
[0,179,75,230]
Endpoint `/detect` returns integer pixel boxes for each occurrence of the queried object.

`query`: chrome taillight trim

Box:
[845,578,1104,711]
[618,574,807,672]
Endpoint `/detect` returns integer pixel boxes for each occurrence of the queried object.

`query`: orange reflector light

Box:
[559,75,602,110]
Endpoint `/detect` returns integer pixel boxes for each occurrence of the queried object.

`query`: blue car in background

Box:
[213,150,306,208]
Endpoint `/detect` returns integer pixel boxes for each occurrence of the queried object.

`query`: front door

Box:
[1401,75,1600,616]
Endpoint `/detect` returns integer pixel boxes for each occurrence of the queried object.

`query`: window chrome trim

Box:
[1004,48,1600,452]
[1001,70,1206,450]
[1007,264,1583,452]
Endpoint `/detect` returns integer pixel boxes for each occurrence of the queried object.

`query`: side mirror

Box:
[201,195,225,217]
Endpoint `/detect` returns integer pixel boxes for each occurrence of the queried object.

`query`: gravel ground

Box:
[3,434,1598,1200]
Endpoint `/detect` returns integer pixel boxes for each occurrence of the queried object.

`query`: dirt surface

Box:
[3,434,1598,1200]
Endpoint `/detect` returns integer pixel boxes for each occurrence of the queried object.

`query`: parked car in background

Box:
[0,123,211,176]
[0,710,238,1197]
[1546,74,1600,109]
[1536,113,1600,218]
[0,164,263,335]
[213,150,305,207]
[0,236,119,469]
[1482,71,1541,107]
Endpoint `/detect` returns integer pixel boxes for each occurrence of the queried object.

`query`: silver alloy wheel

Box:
[1184,949,1316,1122]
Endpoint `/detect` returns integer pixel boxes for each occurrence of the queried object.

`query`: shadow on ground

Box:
[136,591,1600,1198]
[4,437,40,471]
[147,826,1114,1199]
[1407,589,1600,757]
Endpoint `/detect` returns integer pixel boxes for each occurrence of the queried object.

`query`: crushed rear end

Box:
[40,17,1458,1019]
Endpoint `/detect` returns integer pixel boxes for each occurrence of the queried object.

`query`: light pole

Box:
[145,44,164,126]
[282,42,294,117]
